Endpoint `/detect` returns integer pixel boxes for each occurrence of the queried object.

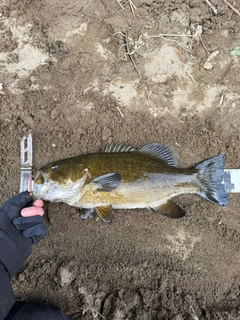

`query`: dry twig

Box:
[113,26,204,75]
[145,24,210,54]
[223,0,240,16]
[116,0,124,9]
[116,106,124,117]
[145,34,193,53]
[0,83,5,95]
[124,31,140,77]
[113,32,144,57]
[128,0,137,17]
[68,307,106,319]
[144,24,202,53]
[202,0,218,14]
[115,0,137,17]
[113,31,143,77]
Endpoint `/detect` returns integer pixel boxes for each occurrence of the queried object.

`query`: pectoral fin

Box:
[151,200,185,219]
[91,173,121,191]
[95,205,113,224]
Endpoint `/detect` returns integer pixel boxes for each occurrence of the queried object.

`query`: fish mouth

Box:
[32,169,76,202]
[33,170,53,199]
[32,169,89,205]
[33,170,44,195]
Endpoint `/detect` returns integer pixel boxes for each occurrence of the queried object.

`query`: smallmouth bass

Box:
[33,143,228,223]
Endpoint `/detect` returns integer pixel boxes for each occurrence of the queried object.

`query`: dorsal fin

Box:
[138,143,176,167]
[102,143,135,153]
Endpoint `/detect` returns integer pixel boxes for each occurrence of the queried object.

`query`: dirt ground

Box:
[0,0,240,319]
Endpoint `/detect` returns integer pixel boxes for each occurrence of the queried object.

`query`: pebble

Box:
[59,267,74,287]
[102,127,111,141]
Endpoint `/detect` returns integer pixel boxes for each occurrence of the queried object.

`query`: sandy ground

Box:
[1,0,240,319]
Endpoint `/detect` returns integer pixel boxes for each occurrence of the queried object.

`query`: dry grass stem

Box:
[124,31,140,77]
[145,34,193,53]
[113,32,144,57]
[223,0,240,16]
[220,94,224,105]
[116,0,124,10]
[113,25,208,76]
[115,0,137,17]
[203,0,218,14]
[149,33,195,38]
[0,83,5,95]
[68,306,106,319]
[145,24,210,54]
[116,106,124,117]
[113,31,143,77]
[128,0,137,17]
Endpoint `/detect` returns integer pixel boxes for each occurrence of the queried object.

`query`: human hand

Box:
[0,192,43,219]
[0,191,46,244]
[0,192,46,278]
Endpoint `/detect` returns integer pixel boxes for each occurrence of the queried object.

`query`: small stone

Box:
[102,127,111,141]
[59,267,74,287]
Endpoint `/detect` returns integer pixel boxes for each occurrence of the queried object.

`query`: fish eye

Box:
[51,165,58,171]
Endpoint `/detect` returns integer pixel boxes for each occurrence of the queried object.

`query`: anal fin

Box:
[95,205,113,224]
[151,200,185,219]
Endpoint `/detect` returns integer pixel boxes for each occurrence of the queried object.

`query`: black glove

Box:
[0,191,46,278]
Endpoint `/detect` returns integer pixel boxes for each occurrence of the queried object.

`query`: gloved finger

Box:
[12,216,47,245]
[30,234,46,245]
[13,215,44,230]
[21,206,44,217]
[0,191,32,220]
[22,224,47,238]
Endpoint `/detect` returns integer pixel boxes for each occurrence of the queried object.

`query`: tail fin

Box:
[196,155,228,206]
